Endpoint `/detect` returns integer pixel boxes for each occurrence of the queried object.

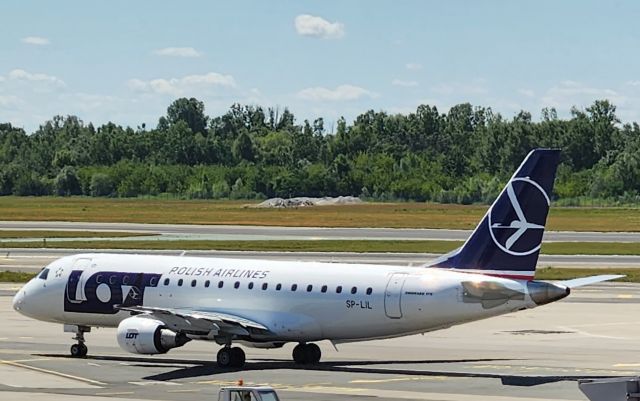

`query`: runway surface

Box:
[1,248,640,273]
[2,281,640,401]
[1,221,639,242]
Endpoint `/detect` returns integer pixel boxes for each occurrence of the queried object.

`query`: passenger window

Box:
[177,279,183,286]
[123,275,130,285]
[321,285,327,293]
[38,268,49,280]
[150,277,158,286]
[96,274,103,284]
[351,286,357,294]
[276,283,282,291]
[191,280,197,287]
[262,283,268,290]
[163,278,170,286]
[336,286,342,294]
[109,275,117,285]
[366,287,372,295]
[248,282,254,289]
[218,281,224,288]
[234,281,240,289]
[291,284,298,291]
[306,285,313,292]
[205,280,210,288]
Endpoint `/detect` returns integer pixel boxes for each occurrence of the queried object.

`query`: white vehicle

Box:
[12,149,620,368]
[217,385,280,401]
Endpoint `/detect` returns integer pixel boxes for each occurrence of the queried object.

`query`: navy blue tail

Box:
[430,149,561,280]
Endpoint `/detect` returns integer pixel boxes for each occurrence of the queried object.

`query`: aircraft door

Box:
[384,273,407,318]
[68,258,93,303]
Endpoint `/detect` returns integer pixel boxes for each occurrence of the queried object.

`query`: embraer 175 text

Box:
[13,149,621,368]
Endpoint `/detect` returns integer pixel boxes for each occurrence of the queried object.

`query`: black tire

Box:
[292,343,307,364]
[230,347,245,368]
[78,343,88,357]
[217,347,232,368]
[70,343,83,358]
[306,343,321,364]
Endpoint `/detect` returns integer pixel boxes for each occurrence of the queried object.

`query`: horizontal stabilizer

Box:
[555,275,624,288]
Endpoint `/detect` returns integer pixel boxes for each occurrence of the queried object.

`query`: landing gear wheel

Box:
[217,347,232,367]
[292,343,307,364]
[306,343,321,364]
[230,347,246,368]
[292,343,321,364]
[70,343,87,358]
[68,325,90,358]
[217,346,246,368]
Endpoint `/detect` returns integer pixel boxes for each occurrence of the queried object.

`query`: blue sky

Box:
[2,0,640,132]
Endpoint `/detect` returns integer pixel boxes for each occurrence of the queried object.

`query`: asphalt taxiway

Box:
[1,221,639,242]
[2,282,640,401]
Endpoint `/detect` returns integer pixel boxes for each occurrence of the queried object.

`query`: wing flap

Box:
[116,305,269,334]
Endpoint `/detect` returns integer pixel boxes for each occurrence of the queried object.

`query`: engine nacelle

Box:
[117,316,190,354]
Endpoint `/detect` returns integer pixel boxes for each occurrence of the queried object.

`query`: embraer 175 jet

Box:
[12,149,620,368]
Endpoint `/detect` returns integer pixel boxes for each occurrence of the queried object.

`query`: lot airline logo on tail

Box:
[488,176,550,256]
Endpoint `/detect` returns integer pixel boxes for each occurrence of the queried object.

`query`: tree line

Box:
[1,98,638,204]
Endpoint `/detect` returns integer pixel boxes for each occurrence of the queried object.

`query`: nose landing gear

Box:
[65,324,90,358]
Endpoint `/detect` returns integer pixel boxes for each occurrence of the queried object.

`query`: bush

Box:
[90,173,114,197]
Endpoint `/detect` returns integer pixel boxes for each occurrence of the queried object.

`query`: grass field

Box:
[0,239,638,255]
[0,196,638,231]
[0,268,634,283]
[0,230,150,239]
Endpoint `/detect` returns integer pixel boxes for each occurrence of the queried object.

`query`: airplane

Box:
[12,148,621,368]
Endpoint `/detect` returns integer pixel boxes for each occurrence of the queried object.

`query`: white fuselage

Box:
[14,253,540,344]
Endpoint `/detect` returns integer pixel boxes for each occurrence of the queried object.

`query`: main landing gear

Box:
[292,343,321,365]
[65,324,90,358]
[217,345,246,368]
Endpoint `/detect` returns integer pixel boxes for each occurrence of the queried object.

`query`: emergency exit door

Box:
[384,273,407,318]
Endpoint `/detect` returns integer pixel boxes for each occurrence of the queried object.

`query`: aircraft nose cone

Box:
[12,289,25,312]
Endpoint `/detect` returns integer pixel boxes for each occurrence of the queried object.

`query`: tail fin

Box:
[429,148,561,280]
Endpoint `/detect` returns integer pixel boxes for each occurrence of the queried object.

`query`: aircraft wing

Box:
[116,305,270,336]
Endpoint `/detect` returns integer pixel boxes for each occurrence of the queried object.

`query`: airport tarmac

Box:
[1,248,640,273]
[1,221,638,242]
[2,282,640,401]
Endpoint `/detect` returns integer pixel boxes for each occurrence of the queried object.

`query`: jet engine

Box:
[116,316,190,354]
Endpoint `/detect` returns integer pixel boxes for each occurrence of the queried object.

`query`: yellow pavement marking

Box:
[617,294,633,298]
[614,363,640,367]
[95,392,134,396]
[0,359,105,386]
[168,389,200,393]
[350,376,447,383]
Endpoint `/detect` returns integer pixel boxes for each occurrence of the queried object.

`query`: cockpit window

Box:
[38,268,50,280]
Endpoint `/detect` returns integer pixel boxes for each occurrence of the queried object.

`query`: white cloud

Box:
[0,94,22,107]
[626,80,640,87]
[405,62,423,71]
[540,81,622,109]
[294,14,344,39]
[392,79,418,87]
[127,72,236,96]
[8,69,65,87]
[21,36,50,46]
[297,84,377,101]
[152,47,202,57]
